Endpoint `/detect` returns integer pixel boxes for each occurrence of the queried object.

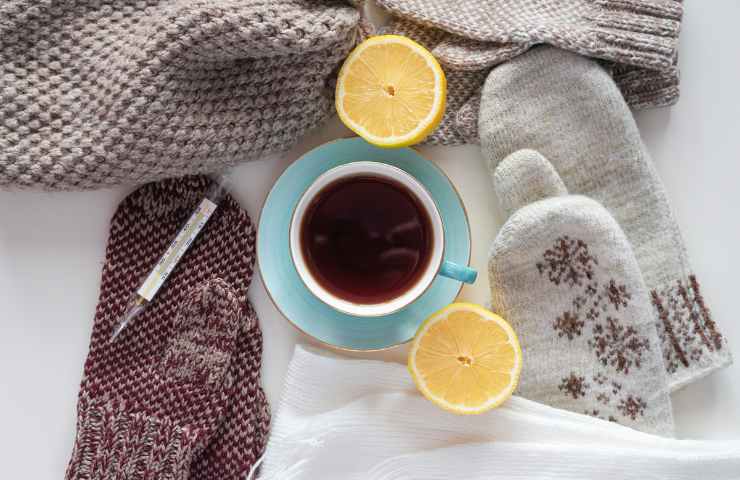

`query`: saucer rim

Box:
[256,137,472,352]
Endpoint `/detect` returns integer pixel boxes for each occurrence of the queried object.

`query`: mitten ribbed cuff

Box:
[651,275,733,391]
[585,0,682,71]
[66,395,199,480]
[612,63,680,109]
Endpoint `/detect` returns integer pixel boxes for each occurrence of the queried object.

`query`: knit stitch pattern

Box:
[379,0,683,145]
[377,0,682,69]
[0,1,361,190]
[479,46,731,390]
[67,279,242,480]
[66,176,270,479]
[68,394,199,480]
[488,150,674,435]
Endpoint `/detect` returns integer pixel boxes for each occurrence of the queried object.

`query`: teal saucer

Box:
[257,138,471,351]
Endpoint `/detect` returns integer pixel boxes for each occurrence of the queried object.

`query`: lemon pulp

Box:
[408,303,522,414]
[336,35,446,148]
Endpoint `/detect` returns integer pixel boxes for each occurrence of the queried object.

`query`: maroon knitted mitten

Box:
[66,177,269,479]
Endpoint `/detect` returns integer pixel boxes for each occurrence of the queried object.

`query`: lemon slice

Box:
[335,35,446,148]
[408,303,522,414]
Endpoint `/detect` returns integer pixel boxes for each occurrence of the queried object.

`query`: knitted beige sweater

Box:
[0,1,361,190]
[377,0,684,145]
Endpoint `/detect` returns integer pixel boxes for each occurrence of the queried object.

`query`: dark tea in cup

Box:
[290,161,474,317]
[300,175,433,305]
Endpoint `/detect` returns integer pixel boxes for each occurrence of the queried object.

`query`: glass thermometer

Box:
[109,174,232,342]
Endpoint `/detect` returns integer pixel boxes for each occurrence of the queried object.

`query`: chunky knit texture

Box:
[480,46,731,391]
[379,0,683,145]
[66,177,270,479]
[0,1,361,190]
[489,150,674,435]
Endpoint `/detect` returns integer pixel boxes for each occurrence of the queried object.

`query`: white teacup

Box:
[289,161,476,317]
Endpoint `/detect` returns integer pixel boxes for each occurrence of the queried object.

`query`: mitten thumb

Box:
[492,149,568,217]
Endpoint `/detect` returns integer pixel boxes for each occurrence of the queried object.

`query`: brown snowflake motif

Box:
[604,280,631,310]
[591,375,623,406]
[537,236,598,287]
[592,372,608,385]
[584,409,619,424]
[617,395,647,420]
[559,373,589,399]
[553,311,584,340]
[589,317,650,374]
[573,282,607,322]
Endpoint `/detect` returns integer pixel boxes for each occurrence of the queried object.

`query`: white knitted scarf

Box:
[260,346,740,479]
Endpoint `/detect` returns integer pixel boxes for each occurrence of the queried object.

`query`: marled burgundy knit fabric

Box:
[66,176,270,479]
[190,302,271,479]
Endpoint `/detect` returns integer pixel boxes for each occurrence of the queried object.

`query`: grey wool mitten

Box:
[489,150,674,436]
[480,46,732,391]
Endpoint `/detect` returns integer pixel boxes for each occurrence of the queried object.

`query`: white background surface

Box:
[1,2,739,478]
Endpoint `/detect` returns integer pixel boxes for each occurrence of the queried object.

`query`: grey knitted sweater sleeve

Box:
[377,0,684,146]
[0,1,361,190]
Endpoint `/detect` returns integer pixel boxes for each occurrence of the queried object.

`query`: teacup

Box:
[289,161,476,317]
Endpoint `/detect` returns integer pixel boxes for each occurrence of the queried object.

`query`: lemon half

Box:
[335,35,446,148]
[408,303,522,415]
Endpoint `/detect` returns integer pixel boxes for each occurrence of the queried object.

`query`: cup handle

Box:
[439,260,477,284]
